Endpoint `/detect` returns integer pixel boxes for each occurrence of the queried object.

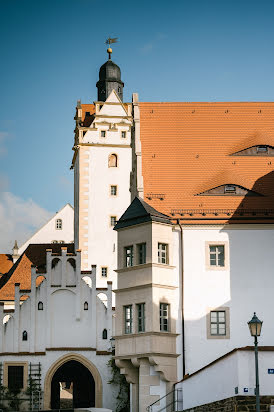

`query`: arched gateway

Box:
[44,353,103,409]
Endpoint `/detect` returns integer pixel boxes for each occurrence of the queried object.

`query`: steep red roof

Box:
[139,102,274,223]
[0,254,13,275]
[0,243,75,301]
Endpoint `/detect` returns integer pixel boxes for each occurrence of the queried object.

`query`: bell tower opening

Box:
[50,360,95,409]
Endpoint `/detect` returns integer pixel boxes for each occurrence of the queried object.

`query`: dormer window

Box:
[257,145,268,153]
[224,185,236,194]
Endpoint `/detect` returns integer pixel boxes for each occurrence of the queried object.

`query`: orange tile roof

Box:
[0,254,13,275]
[0,244,75,301]
[139,102,274,223]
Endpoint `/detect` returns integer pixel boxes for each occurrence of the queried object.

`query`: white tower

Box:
[72,51,132,288]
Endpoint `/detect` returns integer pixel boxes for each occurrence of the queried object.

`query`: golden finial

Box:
[105,37,118,59]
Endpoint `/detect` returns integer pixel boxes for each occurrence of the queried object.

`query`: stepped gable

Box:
[114,197,171,230]
[0,243,75,301]
[139,102,274,223]
[0,254,13,276]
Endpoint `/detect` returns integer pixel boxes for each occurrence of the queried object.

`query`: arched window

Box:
[102,329,108,340]
[84,301,88,310]
[56,219,62,230]
[22,331,28,341]
[38,301,43,310]
[108,154,118,168]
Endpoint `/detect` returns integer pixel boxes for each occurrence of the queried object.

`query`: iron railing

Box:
[146,388,182,412]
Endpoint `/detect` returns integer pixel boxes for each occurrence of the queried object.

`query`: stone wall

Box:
[182,395,274,411]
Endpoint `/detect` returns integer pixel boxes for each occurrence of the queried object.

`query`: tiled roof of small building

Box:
[0,254,13,275]
[0,243,75,301]
[139,102,274,223]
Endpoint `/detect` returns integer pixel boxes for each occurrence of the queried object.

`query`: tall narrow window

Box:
[158,243,168,264]
[124,305,133,334]
[137,243,146,264]
[125,246,133,267]
[210,311,226,336]
[56,219,62,230]
[108,154,118,167]
[101,267,108,277]
[84,301,88,310]
[38,301,43,310]
[160,303,169,332]
[110,185,117,196]
[110,216,117,226]
[209,245,225,267]
[101,130,106,138]
[102,329,108,339]
[121,131,126,138]
[137,303,145,332]
[22,331,28,341]
[8,366,24,390]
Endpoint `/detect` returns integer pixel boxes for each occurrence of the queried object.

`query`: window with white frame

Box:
[137,243,146,264]
[110,216,117,226]
[137,303,145,332]
[55,219,62,230]
[158,243,168,264]
[110,185,117,196]
[125,246,133,267]
[160,303,169,331]
[101,267,108,277]
[209,245,225,267]
[210,310,226,336]
[121,131,126,138]
[124,305,133,334]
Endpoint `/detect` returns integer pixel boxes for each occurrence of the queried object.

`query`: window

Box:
[224,185,236,193]
[160,303,169,332]
[108,153,118,167]
[38,301,43,310]
[101,267,108,277]
[121,131,126,138]
[257,145,268,153]
[118,86,121,93]
[124,305,133,334]
[111,185,117,196]
[210,311,226,336]
[102,329,108,339]
[209,245,224,267]
[158,243,168,264]
[137,303,145,332]
[125,246,133,267]
[56,219,62,230]
[8,366,24,390]
[137,243,146,264]
[101,130,106,138]
[22,331,28,341]
[110,216,117,226]
[84,301,88,310]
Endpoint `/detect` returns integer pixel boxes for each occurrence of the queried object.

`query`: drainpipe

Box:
[177,219,186,377]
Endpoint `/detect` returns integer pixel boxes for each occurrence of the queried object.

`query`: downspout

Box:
[177,219,186,377]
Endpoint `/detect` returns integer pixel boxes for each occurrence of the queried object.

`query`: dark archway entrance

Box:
[51,360,95,409]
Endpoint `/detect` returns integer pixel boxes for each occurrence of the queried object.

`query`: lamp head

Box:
[248,312,263,337]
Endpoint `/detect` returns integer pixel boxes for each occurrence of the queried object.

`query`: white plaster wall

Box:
[182,226,274,374]
[18,204,74,255]
[177,350,274,410]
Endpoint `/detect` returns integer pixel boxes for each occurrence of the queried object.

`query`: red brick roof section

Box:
[139,102,274,223]
[0,243,75,301]
[0,254,13,275]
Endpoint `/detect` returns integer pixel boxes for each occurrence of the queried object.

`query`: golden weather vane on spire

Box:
[105,37,118,59]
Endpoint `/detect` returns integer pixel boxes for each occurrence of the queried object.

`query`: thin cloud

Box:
[0,192,52,253]
[0,132,9,156]
[139,33,167,55]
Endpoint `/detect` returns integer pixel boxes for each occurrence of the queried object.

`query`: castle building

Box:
[1,47,274,412]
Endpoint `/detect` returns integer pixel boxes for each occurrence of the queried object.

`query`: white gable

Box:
[98,90,128,117]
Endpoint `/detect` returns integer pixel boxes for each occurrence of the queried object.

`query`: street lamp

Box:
[248,313,263,412]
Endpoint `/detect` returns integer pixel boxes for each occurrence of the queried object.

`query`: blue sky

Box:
[0,0,274,250]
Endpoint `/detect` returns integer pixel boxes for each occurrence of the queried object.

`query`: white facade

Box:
[73,91,132,289]
[18,204,74,256]
[0,247,116,409]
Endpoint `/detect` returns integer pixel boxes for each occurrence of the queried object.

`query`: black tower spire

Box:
[96,46,124,102]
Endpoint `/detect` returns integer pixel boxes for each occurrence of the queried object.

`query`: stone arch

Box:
[43,353,102,409]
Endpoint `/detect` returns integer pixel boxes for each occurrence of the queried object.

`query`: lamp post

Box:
[248,313,263,412]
